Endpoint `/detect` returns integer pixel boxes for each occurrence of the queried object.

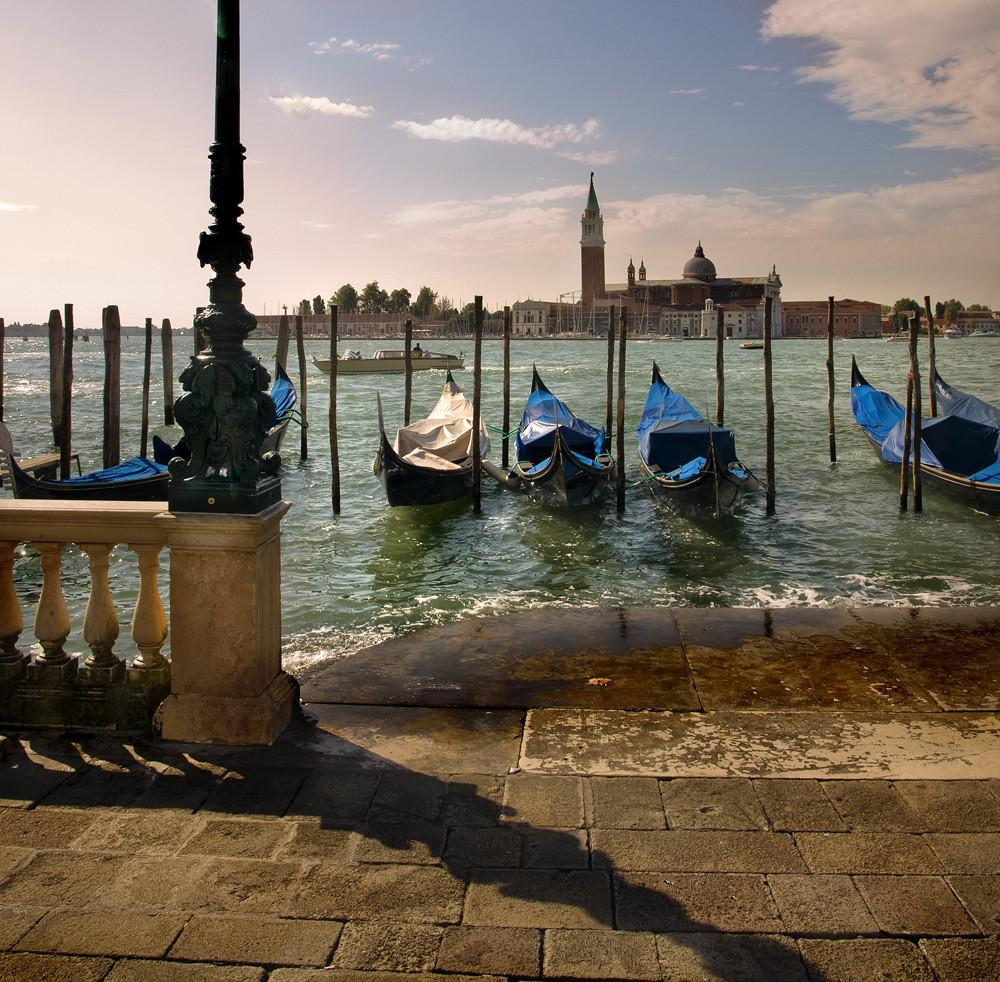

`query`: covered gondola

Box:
[511,367,613,504]
[637,362,757,516]
[374,371,489,507]
[6,454,168,501]
[931,369,1000,428]
[850,357,1000,515]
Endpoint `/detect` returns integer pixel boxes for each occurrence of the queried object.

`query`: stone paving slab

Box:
[519,708,1000,778]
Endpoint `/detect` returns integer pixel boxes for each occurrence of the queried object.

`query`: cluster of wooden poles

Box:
[322,296,780,518]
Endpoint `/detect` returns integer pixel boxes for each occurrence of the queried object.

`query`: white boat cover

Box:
[394,377,490,470]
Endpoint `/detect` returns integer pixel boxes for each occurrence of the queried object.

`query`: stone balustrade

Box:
[0,501,171,730]
[0,499,297,743]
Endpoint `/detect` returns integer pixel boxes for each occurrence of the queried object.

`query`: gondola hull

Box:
[374,431,474,507]
[513,428,613,505]
[638,450,756,516]
[851,358,1000,516]
[7,455,168,501]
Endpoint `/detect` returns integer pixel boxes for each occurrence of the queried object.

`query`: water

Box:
[4,333,998,678]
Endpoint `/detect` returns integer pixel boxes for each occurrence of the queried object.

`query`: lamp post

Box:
[168,0,281,514]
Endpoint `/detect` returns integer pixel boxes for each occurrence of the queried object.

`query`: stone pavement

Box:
[1,605,1000,981]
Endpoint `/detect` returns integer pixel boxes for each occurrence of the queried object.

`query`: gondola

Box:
[6,454,169,501]
[510,367,613,504]
[374,371,489,507]
[850,357,1000,515]
[637,361,758,516]
[931,369,1000,428]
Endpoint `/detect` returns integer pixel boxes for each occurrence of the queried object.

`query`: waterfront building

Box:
[782,299,882,338]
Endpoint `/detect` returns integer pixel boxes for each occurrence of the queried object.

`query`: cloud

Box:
[308,36,401,61]
[269,96,375,119]
[739,65,780,72]
[391,115,600,149]
[762,0,1000,154]
[669,89,704,96]
[390,185,583,229]
[0,201,36,212]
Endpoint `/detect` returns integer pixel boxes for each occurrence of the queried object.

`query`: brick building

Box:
[782,299,882,338]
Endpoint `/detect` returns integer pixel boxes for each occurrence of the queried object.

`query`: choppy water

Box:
[3,333,998,676]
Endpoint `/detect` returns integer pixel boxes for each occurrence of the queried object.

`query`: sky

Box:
[2,0,998,330]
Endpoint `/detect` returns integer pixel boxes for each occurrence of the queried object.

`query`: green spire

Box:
[586,172,600,213]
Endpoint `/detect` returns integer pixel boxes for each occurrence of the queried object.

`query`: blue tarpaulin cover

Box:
[933,371,1000,429]
[515,376,605,465]
[63,456,167,484]
[851,372,1000,479]
[638,369,737,475]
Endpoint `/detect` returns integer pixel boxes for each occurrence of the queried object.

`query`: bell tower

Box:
[580,173,606,307]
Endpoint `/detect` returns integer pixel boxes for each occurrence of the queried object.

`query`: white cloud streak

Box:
[391,115,600,149]
[269,96,375,119]
[0,201,36,212]
[308,36,401,60]
[762,0,1000,154]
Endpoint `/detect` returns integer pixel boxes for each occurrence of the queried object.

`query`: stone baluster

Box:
[28,540,77,682]
[0,540,28,680]
[79,542,124,682]
[128,543,169,684]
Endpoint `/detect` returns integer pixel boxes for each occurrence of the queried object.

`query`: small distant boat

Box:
[510,367,613,504]
[637,362,758,516]
[944,327,963,339]
[312,348,464,375]
[850,357,1000,515]
[739,341,764,349]
[374,371,489,507]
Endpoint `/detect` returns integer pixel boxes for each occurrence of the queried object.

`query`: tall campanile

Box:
[580,173,606,307]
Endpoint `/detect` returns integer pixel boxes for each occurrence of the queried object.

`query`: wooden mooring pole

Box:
[295,314,308,460]
[502,306,511,469]
[715,307,725,426]
[616,307,627,513]
[161,318,175,425]
[827,296,837,463]
[0,317,5,422]
[59,304,74,478]
[924,296,937,418]
[47,308,63,446]
[764,296,776,515]
[102,305,121,468]
[140,317,153,460]
[404,319,413,426]
[473,297,483,514]
[329,305,340,515]
[275,312,290,371]
[910,309,923,512]
[605,307,615,439]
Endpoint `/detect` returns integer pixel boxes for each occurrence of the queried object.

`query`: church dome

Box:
[683,242,716,281]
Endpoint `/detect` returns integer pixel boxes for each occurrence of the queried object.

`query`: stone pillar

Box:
[156,501,297,744]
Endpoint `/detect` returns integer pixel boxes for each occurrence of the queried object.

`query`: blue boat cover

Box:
[270,361,296,422]
[63,456,167,484]
[515,384,605,464]
[933,372,1000,428]
[852,377,1000,479]
[638,373,738,473]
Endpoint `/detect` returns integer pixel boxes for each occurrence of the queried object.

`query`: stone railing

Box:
[0,502,171,730]
[0,499,297,743]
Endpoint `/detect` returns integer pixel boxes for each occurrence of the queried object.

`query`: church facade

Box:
[575,175,783,339]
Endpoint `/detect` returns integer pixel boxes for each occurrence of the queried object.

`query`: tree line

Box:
[884,297,992,333]
[293,283,503,323]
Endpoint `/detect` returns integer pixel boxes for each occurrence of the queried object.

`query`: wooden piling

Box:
[275,312,290,372]
[102,306,121,468]
[616,307,627,513]
[295,314,308,459]
[900,375,913,511]
[48,309,64,446]
[404,319,413,426]
[140,317,153,460]
[606,307,615,439]
[764,296,776,515]
[910,309,923,512]
[502,306,511,469]
[715,306,725,426]
[59,305,74,478]
[329,305,340,515]
[827,296,837,463]
[473,297,483,514]
[161,318,175,425]
[924,296,937,418]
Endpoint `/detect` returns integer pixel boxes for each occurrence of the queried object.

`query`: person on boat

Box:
[413,343,423,358]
